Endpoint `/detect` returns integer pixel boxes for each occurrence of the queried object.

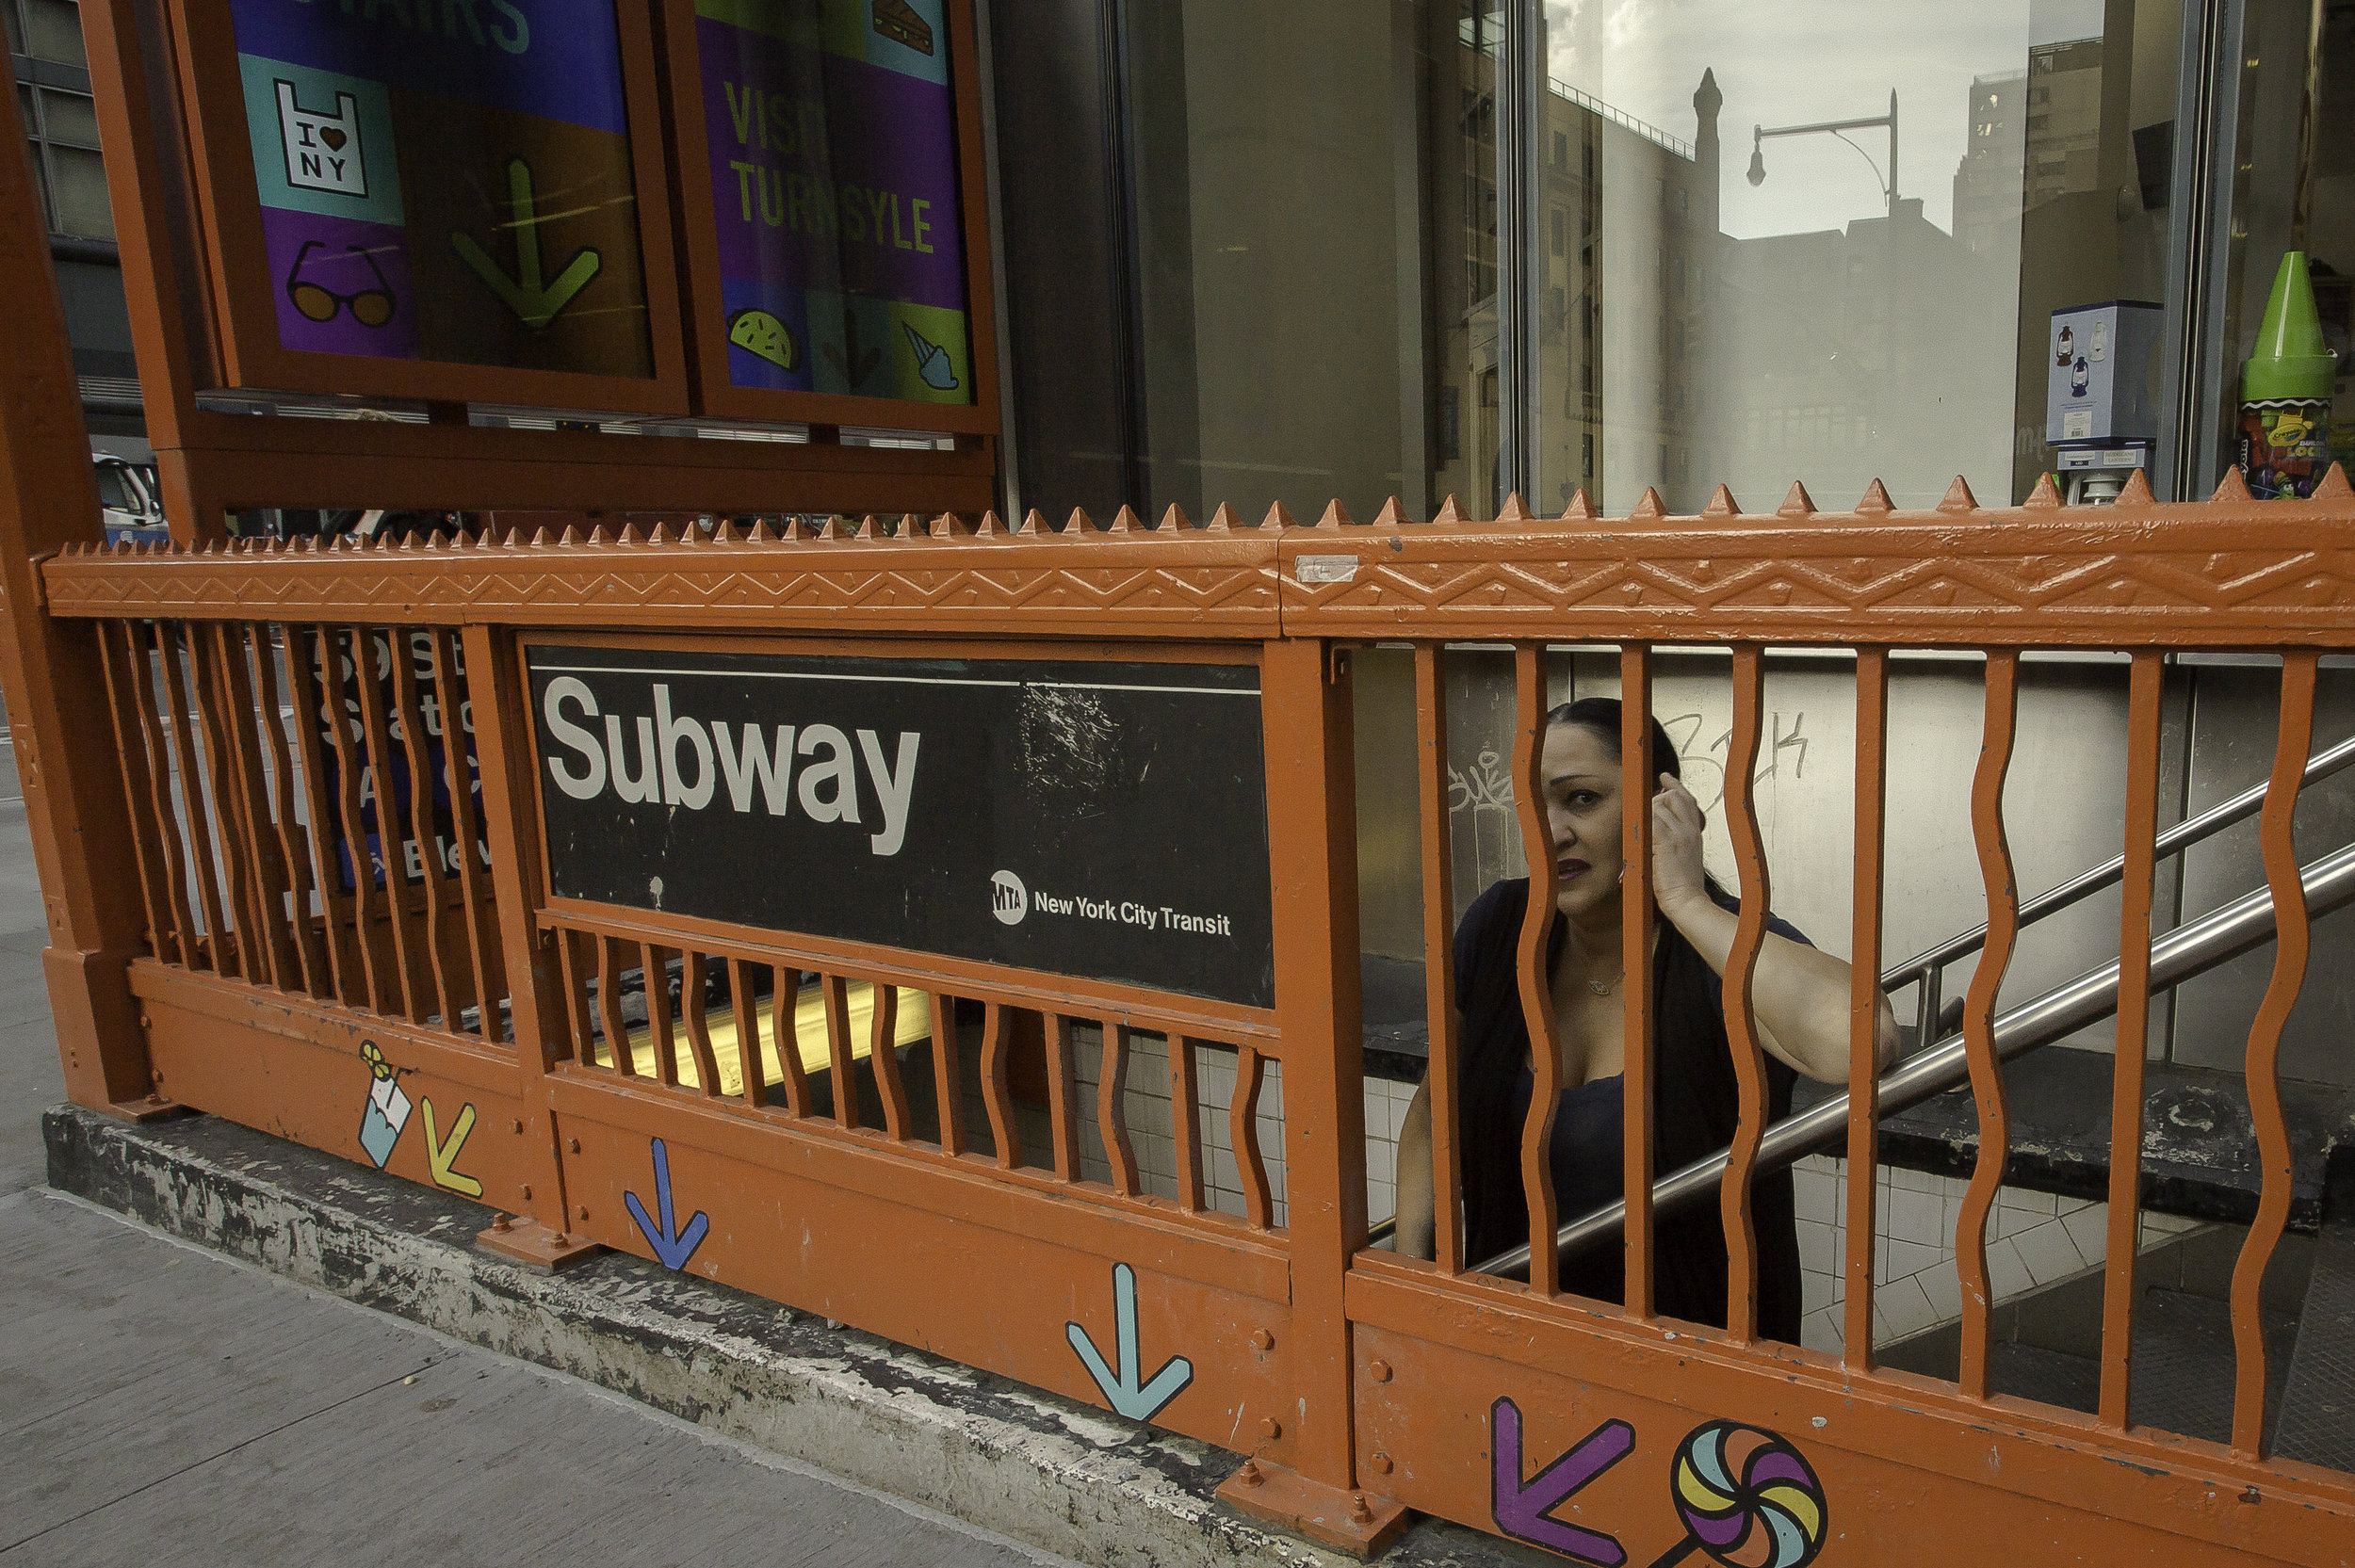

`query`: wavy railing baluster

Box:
[1957,651,2022,1399]
[1233,1043,1273,1229]
[597,937,632,1076]
[248,625,333,998]
[203,624,292,991]
[772,964,811,1115]
[426,628,504,1043]
[679,950,722,1096]
[286,626,364,1005]
[186,624,265,982]
[1621,643,1658,1316]
[351,627,428,1020]
[1170,1035,1204,1212]
[981,1001,1020,1168]
[820,973,856,1128]
[930,993,963,1154]
[1511,641,1563,1296]
[1844,647,1890,1369]
[157,622,234,976]
[1098,1018,1139,1196]
[1416,641,1465,1273]
[95,620,172,963]
[2098,651,2165,1428]
[642,943,679,1087]
[2232,651,2317,1456]
[388,631,459,1026]
[1719,645,1772,1342]
[729,959,766,1109]
[555,929,594,1066]
[1043,1013,1080,1178]
[870,983,910,1138]
[122,622,198,969]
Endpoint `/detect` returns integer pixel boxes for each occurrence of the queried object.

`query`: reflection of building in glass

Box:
[2021,39,2108,210]
[1953,70,2025,254]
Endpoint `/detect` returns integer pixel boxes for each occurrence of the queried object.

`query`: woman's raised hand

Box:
[1649,771,1710,915]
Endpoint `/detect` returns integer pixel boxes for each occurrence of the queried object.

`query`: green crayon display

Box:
[2238,252,2338,499]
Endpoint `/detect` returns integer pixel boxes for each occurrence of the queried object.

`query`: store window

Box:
[8,0,112,242]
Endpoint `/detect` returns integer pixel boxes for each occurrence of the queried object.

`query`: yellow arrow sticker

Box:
[421,1097,483,1198]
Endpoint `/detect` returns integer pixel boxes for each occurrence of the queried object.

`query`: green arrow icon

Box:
[449,159,603,330]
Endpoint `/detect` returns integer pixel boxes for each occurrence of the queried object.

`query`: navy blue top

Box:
[1452,879,1810,1339]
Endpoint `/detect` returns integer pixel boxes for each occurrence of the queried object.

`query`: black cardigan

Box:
[1449,879,1805,1341]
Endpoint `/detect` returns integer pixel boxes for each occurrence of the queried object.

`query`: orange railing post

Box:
[0,75,155,1114]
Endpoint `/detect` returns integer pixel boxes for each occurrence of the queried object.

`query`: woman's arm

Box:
[1390,1079,1437,1260]
[1649,775,1901,1083]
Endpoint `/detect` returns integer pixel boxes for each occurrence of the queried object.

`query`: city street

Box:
[0,795,1075,1568]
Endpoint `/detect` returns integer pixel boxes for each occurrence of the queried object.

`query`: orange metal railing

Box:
[16,482,2355,1564]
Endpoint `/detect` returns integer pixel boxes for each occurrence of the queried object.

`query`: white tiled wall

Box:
[1789,1155,2207,1352]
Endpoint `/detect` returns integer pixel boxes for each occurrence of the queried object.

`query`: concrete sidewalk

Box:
[0,1188,1074,1567]
[0,804,1069,1568]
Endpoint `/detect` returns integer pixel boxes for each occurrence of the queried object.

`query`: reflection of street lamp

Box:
[1746,90,1899,221]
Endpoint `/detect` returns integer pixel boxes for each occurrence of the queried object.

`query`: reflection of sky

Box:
[1545,0,2106,239]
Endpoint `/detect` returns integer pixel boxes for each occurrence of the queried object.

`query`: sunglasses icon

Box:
[285,239,396,328]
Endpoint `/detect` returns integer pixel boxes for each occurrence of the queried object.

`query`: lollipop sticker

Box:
[1648,1420,1827,1568]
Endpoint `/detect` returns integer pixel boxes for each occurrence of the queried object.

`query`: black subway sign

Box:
[527,644,1275,1010]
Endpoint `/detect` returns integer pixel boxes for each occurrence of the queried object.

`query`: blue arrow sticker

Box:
[623,1137,710,1271]
[1066,1261,1194,1423]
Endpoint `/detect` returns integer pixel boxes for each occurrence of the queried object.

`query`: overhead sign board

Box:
[227,0,656,377]
[527,641,1275,1010]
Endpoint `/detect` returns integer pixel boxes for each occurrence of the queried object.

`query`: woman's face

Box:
[1538,722,1629,922]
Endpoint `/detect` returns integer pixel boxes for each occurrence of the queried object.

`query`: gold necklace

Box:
[1586,973,1621,996]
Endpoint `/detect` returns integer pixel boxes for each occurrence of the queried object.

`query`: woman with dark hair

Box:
[1393,698,1898,1340]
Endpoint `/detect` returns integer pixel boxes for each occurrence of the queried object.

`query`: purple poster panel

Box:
[228,0,655,378]
[696,0,973,405]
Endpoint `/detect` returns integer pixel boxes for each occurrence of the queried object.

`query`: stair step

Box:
[2274,1201,2355,1470]
[1984,1286,2298,1447]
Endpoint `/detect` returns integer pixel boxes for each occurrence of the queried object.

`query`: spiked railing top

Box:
[40,465,2355,646]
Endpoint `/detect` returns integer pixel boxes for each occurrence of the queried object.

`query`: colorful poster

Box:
[229,0,655,377]
[694,0,973,404]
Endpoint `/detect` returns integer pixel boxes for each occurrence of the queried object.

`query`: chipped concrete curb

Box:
[43,1106,1521,1568]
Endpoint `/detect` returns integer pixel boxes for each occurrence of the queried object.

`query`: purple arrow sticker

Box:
[1490,1398,1633,1565]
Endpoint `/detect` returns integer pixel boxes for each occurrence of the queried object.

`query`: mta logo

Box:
[991,870,1027,926]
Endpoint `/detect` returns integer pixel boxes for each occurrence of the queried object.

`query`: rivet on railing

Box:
[1938,475,1978,513]
[1260,500,1296,529]
[1561,487,1597,522]
[1856,477,1895,516]
[2023,472,2061,509]
[1701,483,1741,519]
[1371,496,1407,526]
[1238,1461,1263,1487]
[1348,1494,1373,1525]
[1312,498,1354,527]
[1496,491,1535,525]
[1368,1452,1393,1476]
[1259,1416,1281,1439]
[1629,486,1666,522]
[1368,1358,1392,1382]
[1204,502,1241,532]
[1249,1327,1274,1350]
[1431,493,1467,525]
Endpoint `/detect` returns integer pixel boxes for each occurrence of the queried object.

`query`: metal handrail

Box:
[1470,837,2355,1280]
[1877,733,2355,1040]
